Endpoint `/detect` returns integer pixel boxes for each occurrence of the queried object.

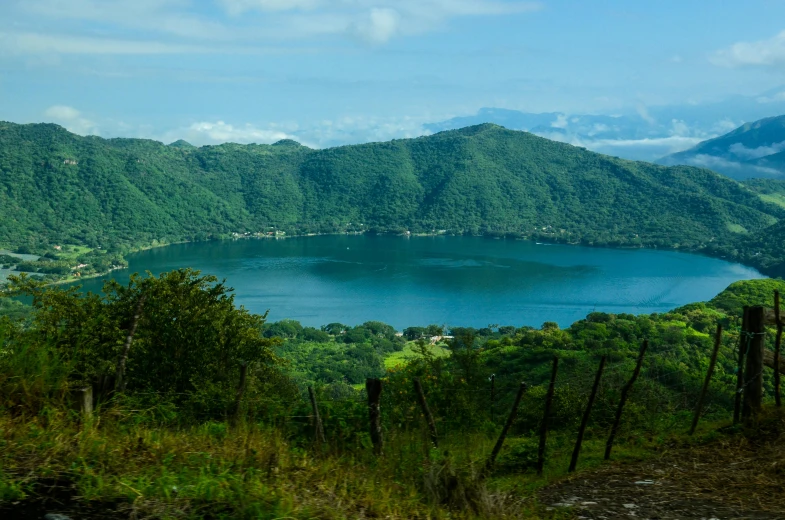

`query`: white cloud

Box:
[534,131,706,159]
[222,0,542,44]
[153,114,434,148]
[219,0,321,14]
[22,0,237,41]
[711,118,739,134]
[171,121,300,146]
[757,91,785,103]
[550,114,568,128]
[686,154,782,177]
[220,0,542,17]
[711,30,785,68]
[44,105,98,134]
[728,140,785,160]
[349,8,401,44]
[11,0,542,50]
[635,103,655,125]
[592,136,705,149]
[0,31,215,55]
[669,119,689,136]
[589,123,609,135]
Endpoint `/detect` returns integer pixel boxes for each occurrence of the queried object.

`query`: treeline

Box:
[3,121,785,276]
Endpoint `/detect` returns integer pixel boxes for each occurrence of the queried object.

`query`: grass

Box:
[725,223,748,233]
[759,192,785,209]
[384,341,451,369]
[0,401,758,520]
[55,245,93,260]
[0,411,565,519]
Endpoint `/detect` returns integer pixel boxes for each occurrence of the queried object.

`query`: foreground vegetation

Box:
[3,121,785,281]
[2,272,785,517]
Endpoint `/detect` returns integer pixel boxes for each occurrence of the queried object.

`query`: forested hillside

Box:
[2,121,784,276]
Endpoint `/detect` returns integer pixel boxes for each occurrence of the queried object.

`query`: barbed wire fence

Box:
[32,293,784,475]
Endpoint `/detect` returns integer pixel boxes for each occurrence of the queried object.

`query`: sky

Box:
[1,0,785,149]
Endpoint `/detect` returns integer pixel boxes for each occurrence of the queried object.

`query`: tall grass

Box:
[1,408,573,519]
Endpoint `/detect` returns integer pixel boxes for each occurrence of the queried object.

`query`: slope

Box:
[1,121,784,276]
[659,115,785,180]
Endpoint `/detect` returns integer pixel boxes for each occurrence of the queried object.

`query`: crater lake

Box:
[75,235,763,329]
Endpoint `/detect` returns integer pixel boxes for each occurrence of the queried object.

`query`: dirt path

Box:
[539,435,785,520]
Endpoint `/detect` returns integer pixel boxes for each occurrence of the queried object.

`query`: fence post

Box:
[569,355,606,473]
[537,356,559,476]
[490,373,496,423]
[775,290,782,408]
[366,378,383,455]
[742,307,765,426]
[605,339,648,460]
[231,362,248,427]
[70,386,93,419]
[307,386,326,445]
[734,306,749,425]
[484,382,527,473]
[689,324,722,435]
[413,378,438,448]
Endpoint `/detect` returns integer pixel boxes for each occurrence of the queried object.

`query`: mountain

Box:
[1,121,784,275]
[425,109,675,162]
[168,139,195,149]
[659,115,785,180]
[426,90,785,163]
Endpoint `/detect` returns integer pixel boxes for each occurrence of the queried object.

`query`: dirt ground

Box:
[539,426,785,520]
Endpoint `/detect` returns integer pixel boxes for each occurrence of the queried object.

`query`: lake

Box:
[75,235,763,329]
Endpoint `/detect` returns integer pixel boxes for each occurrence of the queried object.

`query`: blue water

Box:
[75,235,763,329]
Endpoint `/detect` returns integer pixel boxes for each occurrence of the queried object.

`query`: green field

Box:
[384,341,452,369]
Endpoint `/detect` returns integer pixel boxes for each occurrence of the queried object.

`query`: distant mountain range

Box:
[658,115,785,180]
[426,87,785,163]
[2,120,784,278]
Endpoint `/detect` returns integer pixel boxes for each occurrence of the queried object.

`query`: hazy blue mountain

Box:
[426,88,785,163]
[659,115,785,180]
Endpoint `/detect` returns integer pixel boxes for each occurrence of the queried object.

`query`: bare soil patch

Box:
[540,425,785,519]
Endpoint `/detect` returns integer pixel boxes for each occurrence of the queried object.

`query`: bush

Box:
[496,437,541,472]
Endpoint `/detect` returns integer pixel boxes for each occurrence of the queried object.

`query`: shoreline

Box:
[4,228,776,292]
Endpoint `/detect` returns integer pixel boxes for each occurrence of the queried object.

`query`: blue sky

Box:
[1,0,785,149]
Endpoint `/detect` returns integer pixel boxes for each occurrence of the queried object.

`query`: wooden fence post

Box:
[742,307,765,426]
[605,339,648,460]
[537,356,559,476]
[231,362,248,427]
[775,290,782,408]
[115,295,146,392]
[734,306,749,425]
[689,324,722,435]
[413,378,438,448]
[569,355,606,473]
[484,382,527,473]
[71,386,93,419]
[308,386,326,445]
[366,378,383,455]
[490,373,496,423]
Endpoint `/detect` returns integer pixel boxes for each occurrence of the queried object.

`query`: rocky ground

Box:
[539,424,785,520]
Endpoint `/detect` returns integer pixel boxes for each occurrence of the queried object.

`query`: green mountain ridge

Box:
[1,120,784,278]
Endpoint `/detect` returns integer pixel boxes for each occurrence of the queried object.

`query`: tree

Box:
[4,269,285,413]
[403,326,426,340]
